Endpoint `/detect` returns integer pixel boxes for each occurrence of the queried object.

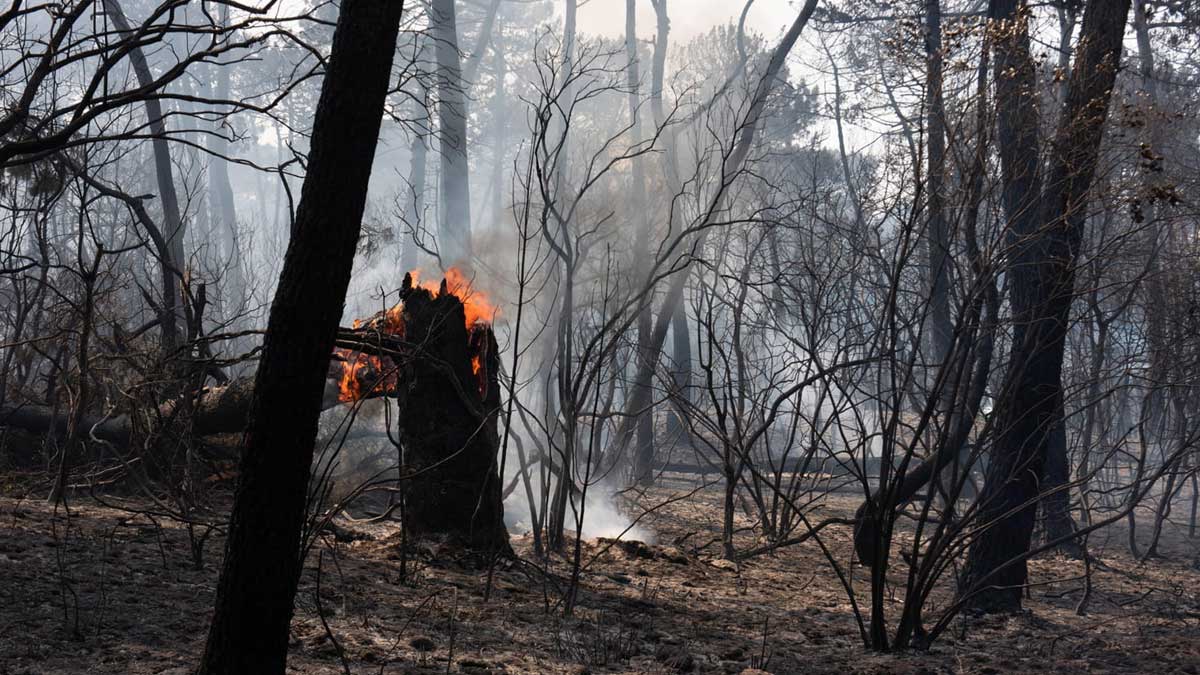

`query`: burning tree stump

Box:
[393,273,509,552]
[1,268,512,552]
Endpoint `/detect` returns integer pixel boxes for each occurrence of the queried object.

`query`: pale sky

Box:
[572,0,801,45]
[569,0,853,149]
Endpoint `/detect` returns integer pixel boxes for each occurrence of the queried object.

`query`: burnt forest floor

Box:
[2,474,1200,674]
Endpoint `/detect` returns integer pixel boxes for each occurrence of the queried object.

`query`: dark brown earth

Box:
[2,475,1199,674]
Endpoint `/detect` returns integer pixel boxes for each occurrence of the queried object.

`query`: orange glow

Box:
[334,267,495,403]
[384,304,405,333]
[407,266,498,329]
[334,347,400,403]
[444,267,499,328]
[335,348,366,402]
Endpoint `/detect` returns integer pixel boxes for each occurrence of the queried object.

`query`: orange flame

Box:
[335,347,399,403]
[335,348,365,402]
[335,267,495,403]
[408,266,498,329]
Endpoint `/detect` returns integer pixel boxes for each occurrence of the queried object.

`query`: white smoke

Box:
[502,468,655,544]
[574,486,655,543]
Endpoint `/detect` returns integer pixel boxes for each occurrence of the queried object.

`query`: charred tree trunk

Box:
[49,247,100,503]
[960,0,1130,614]
[489,44,507,230]
[1144,394,1190,559]
[2,377,346,453]
[395,279,508,550]
[923,0,952,370]
[198,1,405,671]
[1040,409,1079,551]
[986,0,1082,556]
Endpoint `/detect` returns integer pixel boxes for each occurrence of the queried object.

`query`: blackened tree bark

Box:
[197,1,405,672]
[923,0,952,369]
[398,279,509,550]
[1035,1,1084,552]
[989,0,1043,262]
[1040,409,1078,549]
[961,0,1130,613]
[984,0,1078,552]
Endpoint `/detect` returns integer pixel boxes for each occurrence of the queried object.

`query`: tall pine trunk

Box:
[961,0,1130,613]
[197,1,405,671]
[626,0,656,485]
[207,5,245,321]
[923,0,952,370]
[431,0,472,265]
[648,0,694,453]
[103,0,184,354]
[402,32,432,273]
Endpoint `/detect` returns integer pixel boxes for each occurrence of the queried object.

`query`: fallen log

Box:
[1,375,346,447]
[0,316,442,445]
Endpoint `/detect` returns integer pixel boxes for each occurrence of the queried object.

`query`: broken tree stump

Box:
[396,274,509,552]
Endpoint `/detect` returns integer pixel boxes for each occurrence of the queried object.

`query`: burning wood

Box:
[321,269,508,549]
[330,267,498,404]
[1,269,499,448]
[386,270,508,550]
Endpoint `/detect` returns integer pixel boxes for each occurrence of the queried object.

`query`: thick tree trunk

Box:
[961,0,1130,614]
[1040,410,1079,549]
[923,0,952,370]
[1144,394,1190,558]
[1036,3,1089,555]
[431,0,472,265]
[489,44,507,227]
[197,1,405,672]
[2,368,361,454]
[987,0,1081,556]
[397,280,509,550]
[461,0,502,86]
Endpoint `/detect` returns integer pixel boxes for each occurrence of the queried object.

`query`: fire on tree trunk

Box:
[399,274,508,551]
[336,271,510,552]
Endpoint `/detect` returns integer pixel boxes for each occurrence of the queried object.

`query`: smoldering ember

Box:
[2,1,1199,673]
